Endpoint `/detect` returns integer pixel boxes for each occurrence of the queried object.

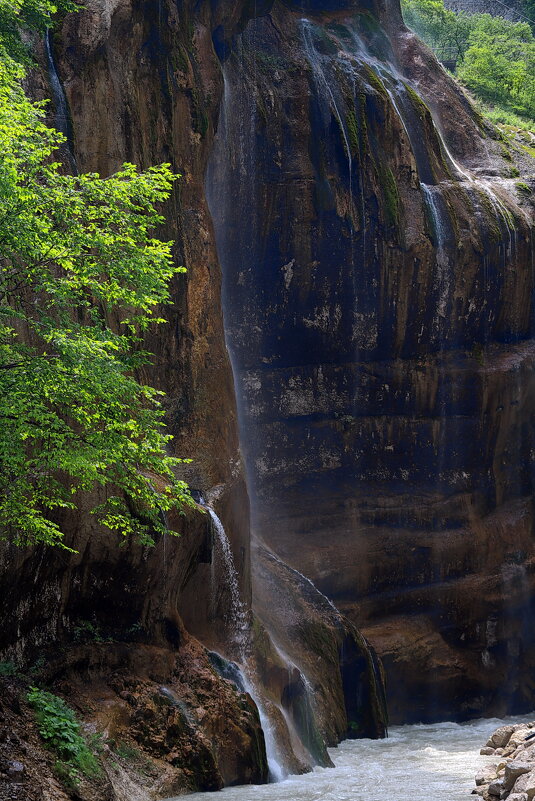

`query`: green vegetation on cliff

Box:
[27,687,100,787]
[401,0,535,124]
[0,0,193,548]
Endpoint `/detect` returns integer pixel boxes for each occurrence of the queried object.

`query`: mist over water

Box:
[167,715,534,801]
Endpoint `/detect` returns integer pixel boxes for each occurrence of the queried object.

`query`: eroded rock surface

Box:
[252,543,387,771]
[205,1,535,723]
[0,637,268,801]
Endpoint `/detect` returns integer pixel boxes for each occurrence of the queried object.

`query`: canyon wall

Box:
[205,2,535,724]
[1,1,534,797]
[0,2,391,797]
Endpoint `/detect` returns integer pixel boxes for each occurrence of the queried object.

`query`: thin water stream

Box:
[165,714,534,801]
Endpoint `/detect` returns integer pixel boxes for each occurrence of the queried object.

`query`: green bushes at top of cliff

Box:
[0,0,195,549]
[401,0,535,124]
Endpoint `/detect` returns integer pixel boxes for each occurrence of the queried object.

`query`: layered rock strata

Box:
[1,1,393,796]
[205,2,535,723]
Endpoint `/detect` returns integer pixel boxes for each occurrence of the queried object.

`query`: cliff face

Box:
[205,3,535,723]
[1,0,533,795]
[0,1,391,796]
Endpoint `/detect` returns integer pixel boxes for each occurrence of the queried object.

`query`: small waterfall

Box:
[267,549,339,616]
[420,183,451,327]
[239,670,286,782]
[207,507,249,660]
[203,503,285,781]
[44,29,77,173]
[300,19,355,228]
[345,30,439,185]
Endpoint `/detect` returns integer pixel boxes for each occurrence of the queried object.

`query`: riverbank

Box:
[473,720,535,799]
[167,717,535,801]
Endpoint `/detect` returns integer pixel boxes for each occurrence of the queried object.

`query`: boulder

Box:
[482,747,496,755]
[488,778,505,797]
[511,770,535,798]
[476,764,498,786]
[504,761,532,791]
[487,726,516,750]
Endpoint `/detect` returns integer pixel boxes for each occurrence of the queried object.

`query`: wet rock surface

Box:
[0,637,268,801]
[474,722,535,800]
[251,543,387,773]
[206,1,535,724]
[254,544,387,743]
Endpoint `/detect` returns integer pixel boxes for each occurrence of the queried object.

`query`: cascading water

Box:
[44,29,77,173]
[300,19,355,227]
[208,507,249,658]
[165,714,535,801]
[420,183,451,503]
[203,503,285,781]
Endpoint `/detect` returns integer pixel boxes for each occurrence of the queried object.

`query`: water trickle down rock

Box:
[44,29,77,173]
[205,505,287,780]
[206,4,535,726]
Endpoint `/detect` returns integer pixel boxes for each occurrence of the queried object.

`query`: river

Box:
[166,714,534,801]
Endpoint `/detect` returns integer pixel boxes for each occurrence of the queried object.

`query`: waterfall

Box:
[44,29,77,173]
[204,504,285,781]
[239,670,286,782]
[420,183,452,338]
[266,549,339,616]
[300,19,355,229]
[207,507,249,660]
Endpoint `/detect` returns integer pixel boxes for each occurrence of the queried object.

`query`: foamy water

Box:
[167,714,534,801]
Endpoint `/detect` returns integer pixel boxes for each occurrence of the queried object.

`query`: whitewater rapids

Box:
[166,714,535,801]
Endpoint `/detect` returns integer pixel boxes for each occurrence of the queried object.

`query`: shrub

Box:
[27,687,100,783]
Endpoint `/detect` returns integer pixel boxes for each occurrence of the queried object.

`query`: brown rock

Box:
[487,726,516,749]
[504,761,532,791]
[476,763,498,786]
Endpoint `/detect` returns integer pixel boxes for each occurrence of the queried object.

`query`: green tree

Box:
[458,16,535,117]
[0,2,194,547]
[402,0,535,122]
[401,0,473,63]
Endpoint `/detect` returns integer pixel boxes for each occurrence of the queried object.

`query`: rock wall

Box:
[2,1,534,796]
[0,1,392,796]
[205,2,535,724]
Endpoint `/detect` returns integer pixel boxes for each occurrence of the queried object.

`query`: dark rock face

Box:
[205,3,535,723]
[0,1,390,796]
[252,543,387,760]
[0,506,269,794]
